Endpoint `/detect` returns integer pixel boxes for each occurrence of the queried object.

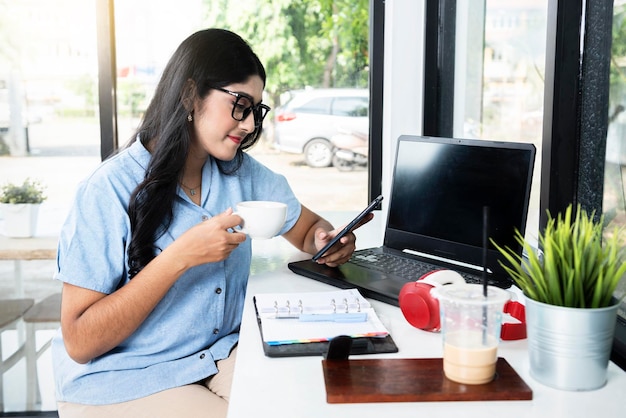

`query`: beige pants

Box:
[57,347,237,418]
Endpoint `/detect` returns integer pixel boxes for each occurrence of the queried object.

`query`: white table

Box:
[228,212,626,418]
[0,203,64,297]
[0,236,57,297]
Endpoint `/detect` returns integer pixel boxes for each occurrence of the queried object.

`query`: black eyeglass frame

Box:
[214,87,271,127]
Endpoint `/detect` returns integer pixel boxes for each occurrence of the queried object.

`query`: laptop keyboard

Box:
[349,248,484,284]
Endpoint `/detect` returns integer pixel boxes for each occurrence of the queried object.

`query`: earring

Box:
[187,113,193,122]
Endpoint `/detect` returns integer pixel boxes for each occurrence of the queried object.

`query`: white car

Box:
[272,88,369,167]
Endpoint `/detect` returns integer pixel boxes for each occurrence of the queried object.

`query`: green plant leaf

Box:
[0,178,47,204]
[493,203,626,308]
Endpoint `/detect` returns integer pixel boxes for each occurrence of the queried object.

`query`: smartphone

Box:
[312,194,384,262]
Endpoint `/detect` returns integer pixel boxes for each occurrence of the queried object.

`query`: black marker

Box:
[312,195,383,262]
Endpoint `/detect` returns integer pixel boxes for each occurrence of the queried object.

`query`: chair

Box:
[23,292,61,411]
[0,298,35,412]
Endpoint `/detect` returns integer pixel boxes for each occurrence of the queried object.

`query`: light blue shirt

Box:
[51,140,301,405]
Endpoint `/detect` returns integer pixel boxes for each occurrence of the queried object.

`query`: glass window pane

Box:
[455,0,548,241]
[295,97,333,114]
[332,97,369,117]
[606,1,626,319]
[2,1,371,412]
[114,0,371,211]
[0,0,100,412]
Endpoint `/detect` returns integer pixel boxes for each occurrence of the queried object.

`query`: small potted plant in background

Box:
[0,177,47,238]
[493,203,626,391]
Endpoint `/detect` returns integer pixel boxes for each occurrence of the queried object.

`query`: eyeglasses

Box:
[215,87,271,127]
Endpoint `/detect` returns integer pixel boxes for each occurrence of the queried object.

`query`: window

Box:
[0,0,100,412]
[332,97,369,117]
[606,0,626,366]
[110,0,372,211]
[296,97,332,114]
[445,0,548,242]
[417,0,548,245]
[1,1,372,412]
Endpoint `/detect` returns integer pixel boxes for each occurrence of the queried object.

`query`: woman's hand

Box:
[168,208,247,269]
[312,212,373,267]
[283,205,373,267]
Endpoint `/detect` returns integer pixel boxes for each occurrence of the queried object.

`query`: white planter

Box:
[0,203,41,238]
[525,297,618,391]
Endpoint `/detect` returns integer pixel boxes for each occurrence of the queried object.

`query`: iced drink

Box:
[443,331,498,384]
[433,283,510,385]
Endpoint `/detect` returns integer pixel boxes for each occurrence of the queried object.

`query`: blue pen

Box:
[298,313,368,323]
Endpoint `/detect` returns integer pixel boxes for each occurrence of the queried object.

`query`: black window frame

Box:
[96,0,118,160]
[368,0,385,202]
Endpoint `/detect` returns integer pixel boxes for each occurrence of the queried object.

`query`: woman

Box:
[52,28,369,417]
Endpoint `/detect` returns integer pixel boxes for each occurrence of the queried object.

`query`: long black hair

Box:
[126,28,267,278]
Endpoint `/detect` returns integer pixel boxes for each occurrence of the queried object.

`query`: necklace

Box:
[180,181,201,196]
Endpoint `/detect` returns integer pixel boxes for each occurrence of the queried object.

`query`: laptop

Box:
[288,135,536,307]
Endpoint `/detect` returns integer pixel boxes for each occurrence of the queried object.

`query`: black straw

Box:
[482,206,489,345]
[482,206,489,297]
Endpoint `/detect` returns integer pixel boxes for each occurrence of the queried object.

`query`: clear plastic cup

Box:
[433,283,510,384]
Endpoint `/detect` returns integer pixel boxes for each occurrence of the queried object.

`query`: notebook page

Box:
[254,289,389,345]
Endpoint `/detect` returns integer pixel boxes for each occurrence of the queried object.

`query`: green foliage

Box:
[0,178,47,204]
[609,3,626,112]
[0,134,9,155]
[201,0,370,104]
[117,79,148,118]
[493,204,626,308]
[611,4,626,108]
[0,0,19,65]
[64,74,98,114]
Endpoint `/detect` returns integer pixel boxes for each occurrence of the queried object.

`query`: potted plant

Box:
[493,203,626,391]
[0,178,47,238]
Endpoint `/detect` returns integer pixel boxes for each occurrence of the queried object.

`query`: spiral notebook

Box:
[253,289,398,357]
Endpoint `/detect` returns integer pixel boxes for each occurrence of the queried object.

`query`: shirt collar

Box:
[127,136,152,170]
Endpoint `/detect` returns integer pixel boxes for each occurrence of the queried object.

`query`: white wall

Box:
[380,0,425,218]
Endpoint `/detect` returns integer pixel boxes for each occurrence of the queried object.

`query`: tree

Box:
[610,3,626,118]
[201,0,369,106]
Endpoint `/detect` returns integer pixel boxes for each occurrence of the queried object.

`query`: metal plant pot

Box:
[525,297,618,391]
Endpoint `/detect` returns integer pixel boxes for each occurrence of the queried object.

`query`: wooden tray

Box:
[321,357,532,403]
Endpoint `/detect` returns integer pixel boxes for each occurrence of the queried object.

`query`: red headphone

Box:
[398,270,526,340]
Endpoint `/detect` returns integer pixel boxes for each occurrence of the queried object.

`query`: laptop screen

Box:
[385,135,536,275]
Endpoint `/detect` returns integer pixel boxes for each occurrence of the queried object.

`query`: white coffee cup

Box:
[235,201,287,239]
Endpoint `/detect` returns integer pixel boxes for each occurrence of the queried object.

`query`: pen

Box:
[298,313,368,323]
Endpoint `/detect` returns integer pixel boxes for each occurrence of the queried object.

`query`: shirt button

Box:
[215,288,222,294]
[213,328,219,335]
[200,353,205,359]
[201,215,209,221]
